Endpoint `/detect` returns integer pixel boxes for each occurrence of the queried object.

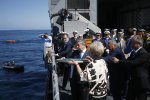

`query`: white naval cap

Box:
[138,29,146,32]
[60,31,68,35]
[96,31,102,34]
[84,28,90,32]
[112,29,117,32]
[120,29,124,32]
[118,31,123,34]
[73,30,78,34]
[104,28,110,31]
[132,28,137,31]
[104,30,110,34]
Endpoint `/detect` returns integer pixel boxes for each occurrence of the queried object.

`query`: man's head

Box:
[118,32,124,39]
[95,32,102,39]
[108,40,118,51]
[76,40,86,51]
[137,29,145,37]
[128,28,136,36]
[111,29,117,35]
[44,33,49,38]
[62,33,69,43]
[104,31,110,38]
[131,35,143,50]
[73,30,78,38]
[84,28,90,34]
[78,35,83,40]
[132,28,137,35]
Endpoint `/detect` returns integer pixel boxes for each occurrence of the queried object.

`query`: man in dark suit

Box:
[104,40,127,100]
[69,40,90,100]
[57,33,72,58]
[70,30,78,46]
[113,35,150,100]
[102,30,111,48]
[124,28,137,54]
[57,33,73,90]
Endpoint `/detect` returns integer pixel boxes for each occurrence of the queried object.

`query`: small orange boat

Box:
[6,40,16,43]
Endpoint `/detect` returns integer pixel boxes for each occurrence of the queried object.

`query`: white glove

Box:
[55,53,59,56]
[106,49,109,54]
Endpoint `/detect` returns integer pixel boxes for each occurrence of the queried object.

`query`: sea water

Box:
[0,30,50,100]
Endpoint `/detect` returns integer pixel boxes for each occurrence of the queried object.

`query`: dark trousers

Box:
[126,81,147,100]
[82,86,89,100]
[62,64,70,88]
[70,76,90,100]
[110,77,126,100]
[70,79,83,100]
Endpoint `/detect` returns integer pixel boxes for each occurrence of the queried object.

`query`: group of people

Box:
[41,27,150,100]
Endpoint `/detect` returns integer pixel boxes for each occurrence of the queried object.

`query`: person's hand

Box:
[38,34,44,38]
[124,54,129,59]
[106,49,110,54]
[68,60,78,66]
[84,56,93,62]
[112,57,119,63]
[60,57,65,59]
[55,53,59,56]
[72,47,77,50]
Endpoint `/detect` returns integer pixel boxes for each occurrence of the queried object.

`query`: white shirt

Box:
[129,47,142,57]
[135,47,142,53]
[43,36,52,47]
[80,48,86,58]
[70,48,86,78]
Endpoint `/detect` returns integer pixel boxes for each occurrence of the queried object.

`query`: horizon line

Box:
[0,29,51,31]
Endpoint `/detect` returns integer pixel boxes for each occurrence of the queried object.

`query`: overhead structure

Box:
[48,0,101,36]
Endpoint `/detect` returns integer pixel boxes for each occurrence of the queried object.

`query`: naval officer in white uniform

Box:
[40,33,52,63]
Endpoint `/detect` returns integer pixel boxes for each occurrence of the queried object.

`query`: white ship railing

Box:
[48,1,60,100]
[51,48,60,100]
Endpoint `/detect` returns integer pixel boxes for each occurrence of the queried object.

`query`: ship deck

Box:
[45,62,150,100]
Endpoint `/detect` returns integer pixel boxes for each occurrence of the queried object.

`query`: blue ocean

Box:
[0,30,51,100]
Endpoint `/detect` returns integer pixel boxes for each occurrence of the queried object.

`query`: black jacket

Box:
[70,50,90,81]
[58,41,72,58]
[119,48,150,91]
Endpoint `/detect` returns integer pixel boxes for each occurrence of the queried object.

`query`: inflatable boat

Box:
[3,61,24,72]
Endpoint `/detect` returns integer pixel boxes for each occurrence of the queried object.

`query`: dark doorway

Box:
[97,0,119,29]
